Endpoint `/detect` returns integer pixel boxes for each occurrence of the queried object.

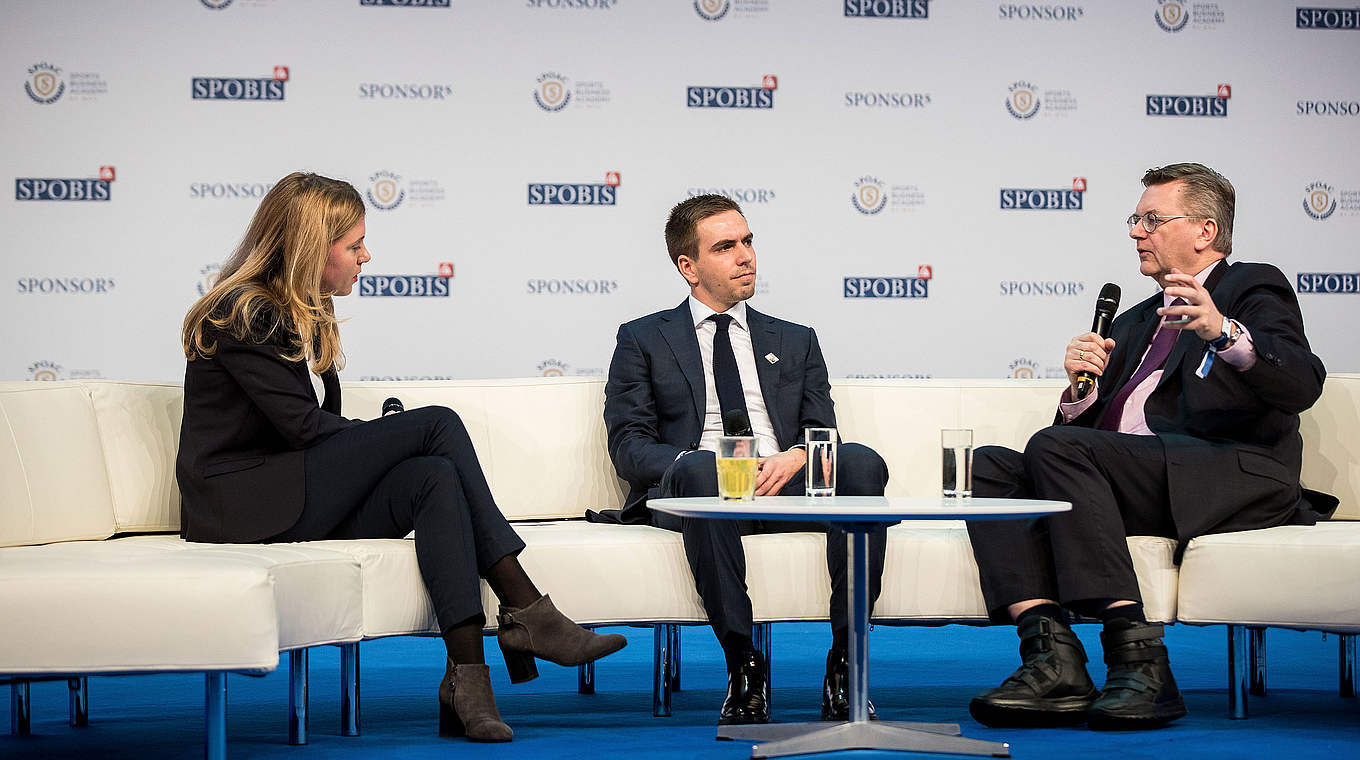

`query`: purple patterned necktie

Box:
[1098,298,1185,432]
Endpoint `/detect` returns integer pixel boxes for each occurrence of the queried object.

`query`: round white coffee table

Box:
[648,495,1071,759]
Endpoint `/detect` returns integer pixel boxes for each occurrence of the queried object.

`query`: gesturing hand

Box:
[1158,269,1226,341]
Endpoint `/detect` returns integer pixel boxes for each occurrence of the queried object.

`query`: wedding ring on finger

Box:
[1078,350,1086,361]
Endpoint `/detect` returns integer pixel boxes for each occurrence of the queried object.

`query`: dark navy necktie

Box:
[709,314,749,428]
[1099,298,1185,432]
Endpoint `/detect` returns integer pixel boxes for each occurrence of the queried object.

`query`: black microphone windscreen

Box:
[1095,282,1121,316]
[382,397,405,415]
[722,409,753,437]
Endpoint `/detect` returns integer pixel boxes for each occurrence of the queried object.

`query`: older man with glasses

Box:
[964,163,1335,731]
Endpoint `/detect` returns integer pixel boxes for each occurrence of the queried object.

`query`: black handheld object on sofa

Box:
[1075,283,1121,400]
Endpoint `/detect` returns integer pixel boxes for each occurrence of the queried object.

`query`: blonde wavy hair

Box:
[182,172,364,373]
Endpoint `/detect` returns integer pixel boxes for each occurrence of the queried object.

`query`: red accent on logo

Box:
[1216,84,1231,99]
[98,166,115,182]
[917,265,933,280]
[1072,177,1086,192]
[438,262,454,279]
[762,75,778,90]
[273,66,290,81]
[605,171,621,186]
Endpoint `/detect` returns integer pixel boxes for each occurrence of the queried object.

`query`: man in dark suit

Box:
[603,194,889,725]
[966,163,1331,731]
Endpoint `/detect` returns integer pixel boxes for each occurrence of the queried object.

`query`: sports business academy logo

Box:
[851,175,925,215]
[15,165,115,201]
[192,66,288,100]
[24,61,108,104]
[534,72,610,111]
[365,169,446,211]
[27,360,101,381]
[1154,0,1225,33]
[694,0,771,22]
[1302,180,1360,220]
[1004,80,1078,120]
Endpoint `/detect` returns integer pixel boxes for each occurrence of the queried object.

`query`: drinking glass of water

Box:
[716,436,758,502]
[941,428,973,499]
[804,427,837,497]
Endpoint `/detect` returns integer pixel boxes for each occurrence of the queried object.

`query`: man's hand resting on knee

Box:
[754,448,807,496]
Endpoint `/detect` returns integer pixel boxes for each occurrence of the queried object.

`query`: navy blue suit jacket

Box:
[603,300,835,523]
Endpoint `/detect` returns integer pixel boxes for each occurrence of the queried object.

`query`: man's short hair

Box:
[1142,163,1235,255]
[665,194,744,268]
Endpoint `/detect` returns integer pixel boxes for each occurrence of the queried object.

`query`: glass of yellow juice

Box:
[716,436,758,502]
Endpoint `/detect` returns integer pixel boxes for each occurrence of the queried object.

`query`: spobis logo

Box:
[1297,7,1360,29]
[16,167,114,201]
[844,0,930,18]
[843,275,930,299]
[1146,85,1229,117]
[360,0,451,6]
[1000,178,1086,210]
[1304,182,1337,220]
[359,264,454,297]
[851,175,925,214]
[528,172,620,206]
[25,62,64,103]
[198,264,223,296]
[1297,273,1358,293]
[686,76,776,109]
[192,66,288,100]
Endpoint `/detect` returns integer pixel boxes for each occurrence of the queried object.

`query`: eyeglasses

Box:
[1126,212,1203,233]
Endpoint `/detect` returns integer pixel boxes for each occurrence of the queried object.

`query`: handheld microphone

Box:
[1075,283,1121,400]
[382,397,405,417]
[722,409,753,436]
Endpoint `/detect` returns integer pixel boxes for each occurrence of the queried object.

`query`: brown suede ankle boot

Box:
[496,594,628,683]
[438,661,513,742]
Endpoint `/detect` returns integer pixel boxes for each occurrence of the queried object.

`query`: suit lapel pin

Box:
[765,353,779,364]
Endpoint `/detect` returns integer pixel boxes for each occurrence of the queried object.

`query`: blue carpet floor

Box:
[4,623,1357,759]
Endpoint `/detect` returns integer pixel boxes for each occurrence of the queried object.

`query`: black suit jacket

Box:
[1069,261,1331,543]
[603,301,836,523]
[176,311,359,543]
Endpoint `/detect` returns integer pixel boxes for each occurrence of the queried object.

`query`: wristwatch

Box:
[1208,316,1238,352]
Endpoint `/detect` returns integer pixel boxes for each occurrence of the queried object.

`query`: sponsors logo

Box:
[1008,357,1065,379]
[686,186,776,204]
[686,75,776,109]
[360,0,451,6]
[1154,0,1224,32]
[528,172,620,206]
[534,72,610,112]
[694,0,770,22]
[1302,181,1360,219]
[17,277,115,295]
[1297,273,1358,293]
[27,360,101,381]
[844,0,930,18]
[1146,84,1230,117]
[359,264,454,297]
[999,4,1084,20]
[1000,178,1086,210]
[1297,7,1360,28]
[851,175,925,214]
[845,372,934,378]
[1005,80,1078,120]
[198,264,223,296]
[16,168,113,202]
[527,0,617,8]
[24,62,108,104]
[357,374,456,380]
[189,181,275,199]
[358,82,452,100]
[537,358,605,377]
[365,169,445,211]
[526,278,619,295]
[1296,99,1360,116]
[192,66,288,100]
[843,90,932,108]
[843,272,931,298]
[999,280,1086,296]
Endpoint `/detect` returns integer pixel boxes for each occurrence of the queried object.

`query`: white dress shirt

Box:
[689,297,780,457]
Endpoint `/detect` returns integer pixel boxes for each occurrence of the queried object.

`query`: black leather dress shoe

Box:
[1086,622,1187,730]
[718,650,770,725]
[820,648,877,721]
[969,614,1099,728]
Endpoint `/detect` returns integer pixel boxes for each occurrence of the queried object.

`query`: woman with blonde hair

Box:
[176,171,624,742]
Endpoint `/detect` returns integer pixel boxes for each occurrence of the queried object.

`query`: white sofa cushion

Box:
[1176,523,1360,632]
[86,381,184,533]
[0,382,116,548]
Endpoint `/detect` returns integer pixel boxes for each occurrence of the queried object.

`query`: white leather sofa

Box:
[3,376,1356,757]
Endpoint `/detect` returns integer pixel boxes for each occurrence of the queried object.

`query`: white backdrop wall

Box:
[3,1,1357,386]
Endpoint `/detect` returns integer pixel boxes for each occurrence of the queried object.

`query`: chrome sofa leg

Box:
[288,649,309,745]
[340,642,360,736]
[1249,626,1267,696]
[669,624,682,692]
[578,661,595,695]
[205,672,227,760]
[10,682,30,735]
[652,625,673,717]
[1228,625,1248,719]
[1341,633,1358,698]
[68,677,88,727]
